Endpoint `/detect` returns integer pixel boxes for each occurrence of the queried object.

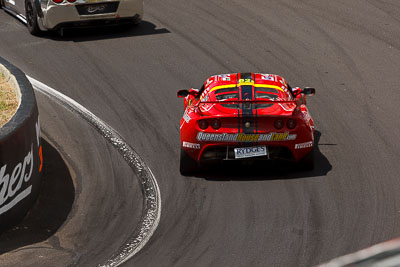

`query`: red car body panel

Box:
[179,73,315,163]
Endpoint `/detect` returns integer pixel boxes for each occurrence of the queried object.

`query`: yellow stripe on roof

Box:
[200,84,237,100]
[239,82,254,86]
[208,84,238,93]
[254,84,284,92]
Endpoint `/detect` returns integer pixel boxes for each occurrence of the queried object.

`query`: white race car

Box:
[0,0,143,35]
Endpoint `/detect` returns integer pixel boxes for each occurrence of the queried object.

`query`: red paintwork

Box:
[179,73,315,162]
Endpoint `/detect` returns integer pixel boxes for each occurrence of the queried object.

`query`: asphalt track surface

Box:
[1,0,400,266]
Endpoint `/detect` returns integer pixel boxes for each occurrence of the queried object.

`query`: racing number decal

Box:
[239,78,252,83]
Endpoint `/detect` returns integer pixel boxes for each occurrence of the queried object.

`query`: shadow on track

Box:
[45,21,170,42]
[194,130,332,181]
[0,138,74,254]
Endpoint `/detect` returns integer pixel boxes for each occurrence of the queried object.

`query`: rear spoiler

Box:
[196,99,302,116]
[197,100,298,105]
[197,99,302,109]
[196,87,315,106]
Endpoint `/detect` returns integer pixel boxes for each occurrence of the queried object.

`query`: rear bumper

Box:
[200,145,295,162]
[182,142,313,163]
[50,15,141,30]
[40,0,143,30]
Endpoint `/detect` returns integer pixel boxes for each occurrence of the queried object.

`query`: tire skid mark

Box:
[27,76,161,267]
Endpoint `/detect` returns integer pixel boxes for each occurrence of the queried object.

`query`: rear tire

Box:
[132,15,142,25]
[26,0,41,35]
[298,148,314,171]
[180,148,198,176]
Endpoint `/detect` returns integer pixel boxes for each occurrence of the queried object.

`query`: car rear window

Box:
[215,87,239,108]
[205,86,285,109]
[255,87,280,94]
[255,87,280,108]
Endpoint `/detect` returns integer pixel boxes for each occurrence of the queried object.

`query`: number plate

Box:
[234,146,267,159]
[86,4,107,14]
[75,2,119,16]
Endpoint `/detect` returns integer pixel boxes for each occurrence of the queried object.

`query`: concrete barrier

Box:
[0,57,42,231]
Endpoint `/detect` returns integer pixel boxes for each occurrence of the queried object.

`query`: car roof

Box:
[200,73,292,101]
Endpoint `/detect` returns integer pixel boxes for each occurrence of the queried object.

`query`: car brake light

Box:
[287,119,297,129]
[211,119,221,130]
[53,0,63,3]
[274,119,284,130]
[67,0,76,3]
[198,120,208,130]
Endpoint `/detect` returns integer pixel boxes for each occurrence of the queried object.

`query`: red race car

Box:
[177,73,316,175]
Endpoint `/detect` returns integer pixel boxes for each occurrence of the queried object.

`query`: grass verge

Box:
[0,73,19,127]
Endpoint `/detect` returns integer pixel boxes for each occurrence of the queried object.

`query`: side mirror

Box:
[189,88,199,96]
[177,89,190,98]
[302,87,315,96]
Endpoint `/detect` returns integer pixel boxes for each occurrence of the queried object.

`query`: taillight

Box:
[53,0,63,3]
[274,119,284,130]
[198,120,208,130]
[67,0,76,3]
[211,119,221,130]
[287,119,297,129]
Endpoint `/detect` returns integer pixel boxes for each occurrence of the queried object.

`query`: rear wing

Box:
[195,87,315,106]
[197,100,298,105]
[197,99,302,109]
[196,99,302,116]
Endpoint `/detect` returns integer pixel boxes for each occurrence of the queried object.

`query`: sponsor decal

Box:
[183,113,191,123]
[261,74,277,82]
[197,132,296,142]
[0,145,34,215]
[295,141,313,149]
[239,78,253,83]
[183,108,191,123]
[87,4,106,14]
[0,119,41,215]
[283,87,291,98]
[217,74,231,81]
[202,104,214,112]
[234,146,267,159]
[182,141,201,149]
[277,78,291,97]
[205,77,214,87]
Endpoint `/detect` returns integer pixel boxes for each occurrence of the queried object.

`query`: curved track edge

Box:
[27,76,161,267]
